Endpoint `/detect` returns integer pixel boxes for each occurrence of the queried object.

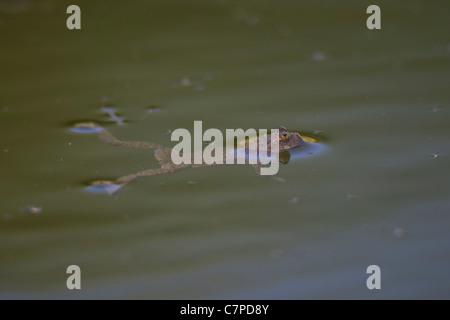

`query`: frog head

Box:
[278,126,304,152]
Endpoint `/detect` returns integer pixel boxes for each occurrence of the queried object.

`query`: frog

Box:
[85,123,304,193]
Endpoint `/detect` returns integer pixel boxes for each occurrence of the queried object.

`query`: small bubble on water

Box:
[187,180,197,185]
[288,197,298,204]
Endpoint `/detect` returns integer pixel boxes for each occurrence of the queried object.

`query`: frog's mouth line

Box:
[294,130,329,143]
[237,132,321,148]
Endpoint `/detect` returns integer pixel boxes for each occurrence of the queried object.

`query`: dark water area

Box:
[1,0,449,299]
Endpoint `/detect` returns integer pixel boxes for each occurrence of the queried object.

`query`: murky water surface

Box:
[1,0,449,298]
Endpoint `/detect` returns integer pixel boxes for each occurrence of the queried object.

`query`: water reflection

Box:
[69,121,103,133]
[84,180,124,194]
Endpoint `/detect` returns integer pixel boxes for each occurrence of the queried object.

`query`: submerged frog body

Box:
[86,124,304,193]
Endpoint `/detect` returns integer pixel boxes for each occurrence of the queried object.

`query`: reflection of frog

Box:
[92,125,304,192]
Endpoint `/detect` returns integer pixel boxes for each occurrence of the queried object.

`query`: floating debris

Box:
[346,194,360,200]
[70,122,103,133]
[187,180,197,185]
[288,197,298,204]
[21,205,42,214]
[432,153,439,158]
[84,180,123,194]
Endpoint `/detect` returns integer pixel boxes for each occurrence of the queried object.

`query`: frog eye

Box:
[279,132,290,141]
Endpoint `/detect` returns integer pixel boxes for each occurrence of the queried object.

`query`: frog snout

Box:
[295,132,304,142]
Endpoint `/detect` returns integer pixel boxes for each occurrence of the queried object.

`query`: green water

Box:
[1,0,449,299]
